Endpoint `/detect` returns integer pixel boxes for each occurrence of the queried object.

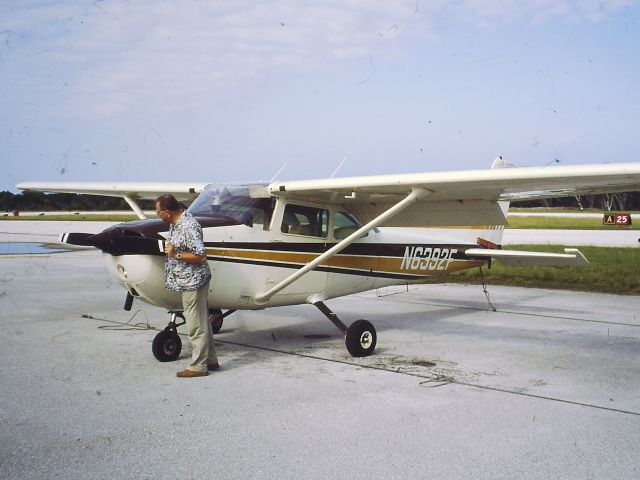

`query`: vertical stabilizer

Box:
[490,155,515,169]
[480,155,513,248]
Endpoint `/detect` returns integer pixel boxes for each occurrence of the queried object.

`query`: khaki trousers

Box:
[182,282,218,372]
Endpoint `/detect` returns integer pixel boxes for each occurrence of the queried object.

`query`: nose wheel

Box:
[152,329,182,362]
[152,312,185,362]
[152,309,236,362]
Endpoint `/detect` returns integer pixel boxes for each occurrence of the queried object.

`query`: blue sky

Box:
[1,1,639,193]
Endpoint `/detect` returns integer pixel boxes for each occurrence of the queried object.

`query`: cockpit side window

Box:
[188,185,274,230]
[333,211,363,240]
[281,204,328,238]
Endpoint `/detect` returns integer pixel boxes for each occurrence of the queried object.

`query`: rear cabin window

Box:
[281,204,328,238]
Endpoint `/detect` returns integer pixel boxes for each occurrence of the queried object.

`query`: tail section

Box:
[490,155,515,169]
[475,155,513,248]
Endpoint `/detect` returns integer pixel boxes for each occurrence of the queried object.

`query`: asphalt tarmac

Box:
[1,223,639,479]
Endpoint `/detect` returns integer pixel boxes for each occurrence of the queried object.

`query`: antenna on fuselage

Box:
[269,162,288,182]
[331,156,348,178]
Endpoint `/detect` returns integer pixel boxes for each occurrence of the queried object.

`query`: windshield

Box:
[188,184,274,229]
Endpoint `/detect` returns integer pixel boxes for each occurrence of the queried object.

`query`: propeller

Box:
[59,229,164,256]
[59,216,242,256]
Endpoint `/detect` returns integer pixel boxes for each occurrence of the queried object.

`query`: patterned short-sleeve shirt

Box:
[165,211,211,292]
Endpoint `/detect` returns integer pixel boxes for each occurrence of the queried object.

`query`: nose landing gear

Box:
[152,312,184,362]
[152,309,236,362]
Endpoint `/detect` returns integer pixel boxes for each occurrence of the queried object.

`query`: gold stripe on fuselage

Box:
[206,246,484,277]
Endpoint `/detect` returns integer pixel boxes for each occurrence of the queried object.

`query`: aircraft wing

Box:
[268,163,640,227]
[269,163,640,203]
[16,181,208,202]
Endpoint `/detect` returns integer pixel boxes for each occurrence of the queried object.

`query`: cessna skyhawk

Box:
[17,158,640,360]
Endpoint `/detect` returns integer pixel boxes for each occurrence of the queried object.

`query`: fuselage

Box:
[102,183,499,312]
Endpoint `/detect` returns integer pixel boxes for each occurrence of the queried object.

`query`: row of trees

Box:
[511,191,640,211]
[2,190,640,213]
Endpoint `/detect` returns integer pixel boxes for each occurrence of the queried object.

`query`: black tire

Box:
[152,330,182,362]
[209,309,224,334]
[345,319,377,357]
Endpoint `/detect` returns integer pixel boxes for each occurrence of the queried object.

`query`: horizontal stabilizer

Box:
[464,248,589,266]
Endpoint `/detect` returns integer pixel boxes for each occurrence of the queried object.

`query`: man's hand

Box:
[164,241,176,258]
[164,241,206,263]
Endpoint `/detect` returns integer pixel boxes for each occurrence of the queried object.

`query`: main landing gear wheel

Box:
[209,309,224,334]
[313,301,378,358]
[152,330,182,362]
[345,319,377,357]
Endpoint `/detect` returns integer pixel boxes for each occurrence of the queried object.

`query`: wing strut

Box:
[123,195,147,220]
[253,187,430,305]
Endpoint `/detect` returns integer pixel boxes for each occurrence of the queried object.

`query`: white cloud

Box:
[1,1,422,117]
[1,0,636,118]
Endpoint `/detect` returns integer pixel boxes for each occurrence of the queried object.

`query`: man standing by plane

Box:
[155,194,219,378]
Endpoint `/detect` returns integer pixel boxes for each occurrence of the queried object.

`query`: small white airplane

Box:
[17,158,640,360]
